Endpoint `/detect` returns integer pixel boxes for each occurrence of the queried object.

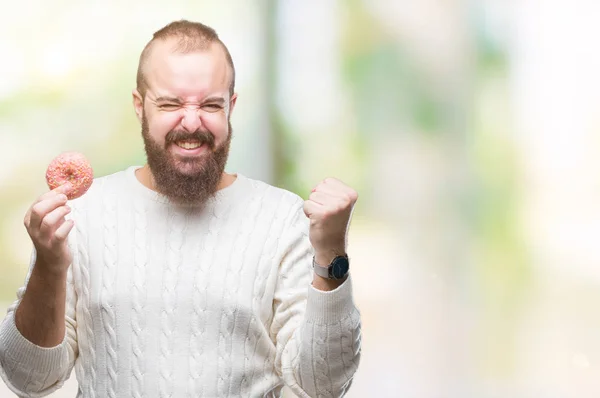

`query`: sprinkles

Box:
[46,152,94,199]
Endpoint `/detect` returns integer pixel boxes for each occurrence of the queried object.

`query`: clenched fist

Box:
[303,177,358,265]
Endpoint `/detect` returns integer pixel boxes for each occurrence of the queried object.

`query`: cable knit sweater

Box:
[0,166,361,398]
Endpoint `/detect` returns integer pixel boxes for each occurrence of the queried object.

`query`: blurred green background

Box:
[2,0,600,396]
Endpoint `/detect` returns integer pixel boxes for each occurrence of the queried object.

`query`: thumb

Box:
[54,182,73,196]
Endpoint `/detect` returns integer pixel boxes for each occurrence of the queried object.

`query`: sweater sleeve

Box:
[0,245,79,396]
[271,200,362,398]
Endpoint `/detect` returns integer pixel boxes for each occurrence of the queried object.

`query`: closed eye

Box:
[203,104,223,111]
[158,103,181,111]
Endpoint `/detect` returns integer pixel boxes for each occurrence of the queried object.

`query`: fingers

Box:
[303,199,322,218]
[20,183,75,273]
[53,219,75,244]
[24,182,74,232]
[311,177,358,202]
[39,205,71,237]
[44,182,74,199]
[308,190,329,205]
[308,183,357,211]
[54,182,73,195]
[33,183,73,207]
[27,194,69,230]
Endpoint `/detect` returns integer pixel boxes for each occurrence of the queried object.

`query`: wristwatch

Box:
[312,255,350,280]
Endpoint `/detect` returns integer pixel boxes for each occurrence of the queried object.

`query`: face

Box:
[133,39,237,206]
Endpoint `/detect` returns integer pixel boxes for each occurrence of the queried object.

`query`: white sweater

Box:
[0,166,361,398]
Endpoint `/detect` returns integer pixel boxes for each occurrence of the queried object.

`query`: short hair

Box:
[136,20,236,99]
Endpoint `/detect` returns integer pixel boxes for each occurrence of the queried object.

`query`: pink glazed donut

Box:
[46,152,94,200]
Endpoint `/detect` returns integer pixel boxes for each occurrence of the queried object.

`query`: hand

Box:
[303,177,358,265]
[24,183,75,276]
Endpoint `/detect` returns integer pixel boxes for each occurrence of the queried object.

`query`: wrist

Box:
[314,247,346,266]
[312,250,350,288]
[312,273,347,291]
[33,258,69,282]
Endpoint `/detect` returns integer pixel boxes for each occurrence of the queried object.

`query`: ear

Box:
[227,93,238,119]
[132,89,144,123]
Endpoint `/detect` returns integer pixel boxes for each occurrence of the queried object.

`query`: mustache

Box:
[165,129,215,149]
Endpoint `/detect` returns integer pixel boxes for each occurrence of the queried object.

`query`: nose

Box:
[180,107,202,132]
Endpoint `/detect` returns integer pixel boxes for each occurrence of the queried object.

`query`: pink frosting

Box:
[46,152,94,199]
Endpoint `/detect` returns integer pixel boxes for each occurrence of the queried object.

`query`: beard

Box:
[141,113,232,207]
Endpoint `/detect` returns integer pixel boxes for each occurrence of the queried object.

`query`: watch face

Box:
[330,256,349,279]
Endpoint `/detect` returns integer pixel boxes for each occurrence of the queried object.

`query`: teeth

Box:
[176,141,201,150]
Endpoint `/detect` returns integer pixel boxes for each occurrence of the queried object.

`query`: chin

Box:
[175,164,206,177]
[169,156,204,171]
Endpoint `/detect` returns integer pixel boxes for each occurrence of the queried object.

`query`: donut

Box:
[46,152,94,200]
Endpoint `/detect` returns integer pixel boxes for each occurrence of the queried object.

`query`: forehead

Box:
[144,39,231,100]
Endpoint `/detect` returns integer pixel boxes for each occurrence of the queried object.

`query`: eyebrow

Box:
[154,96,226,105]
[202,97,226,105]
[154,96,183,103]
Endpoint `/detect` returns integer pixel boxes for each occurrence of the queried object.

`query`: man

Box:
[0,20,361,397]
